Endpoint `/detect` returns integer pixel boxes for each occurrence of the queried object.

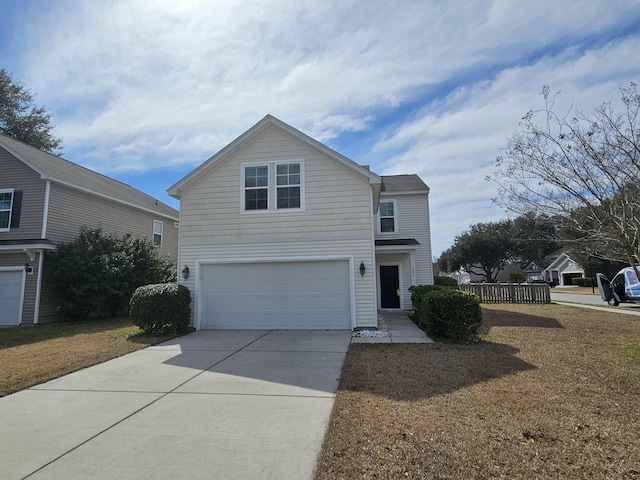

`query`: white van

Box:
[596,267,640,306]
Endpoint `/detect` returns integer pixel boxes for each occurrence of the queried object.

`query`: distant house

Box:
[168,115,433,330]
[0,135,179,326]
[525,249,584,286]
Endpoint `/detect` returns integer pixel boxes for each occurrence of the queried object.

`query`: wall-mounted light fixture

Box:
[24,262,30,272]
[359,261,366,277]
[181,265,190,280]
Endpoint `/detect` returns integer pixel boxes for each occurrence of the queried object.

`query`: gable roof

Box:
[167,114,382,200]
[381,174,429,193]
[0,134,178,220]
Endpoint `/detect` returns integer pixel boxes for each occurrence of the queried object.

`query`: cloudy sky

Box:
[2,0,640,256]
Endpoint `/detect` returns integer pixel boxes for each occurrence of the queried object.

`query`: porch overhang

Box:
[375,238,420,253]
[0,239,57,253]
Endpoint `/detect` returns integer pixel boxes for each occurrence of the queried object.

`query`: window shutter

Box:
[10,191,22,228]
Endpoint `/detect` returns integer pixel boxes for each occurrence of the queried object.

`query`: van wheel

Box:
[608,298,619,306]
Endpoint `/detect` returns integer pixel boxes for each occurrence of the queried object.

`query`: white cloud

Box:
[7,0,640,254]
[373,34,640,255]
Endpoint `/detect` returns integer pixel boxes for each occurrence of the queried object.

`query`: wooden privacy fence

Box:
[458,283,551,304]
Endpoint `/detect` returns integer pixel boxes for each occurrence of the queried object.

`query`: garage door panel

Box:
[200,260,351,329]
[0,270,24,326]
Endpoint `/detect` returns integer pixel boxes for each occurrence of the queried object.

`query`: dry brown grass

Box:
[0,317,180,396]
[315,304,640,479]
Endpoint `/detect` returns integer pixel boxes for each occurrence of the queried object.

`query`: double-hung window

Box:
[276,163,300,209]
[0,189,14,231]
[153,220,163,246]
[378,200,397,233]
[244,166,269,210]
[242,161,303,212]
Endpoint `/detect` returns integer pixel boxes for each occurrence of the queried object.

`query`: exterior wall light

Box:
[359,261,366,277]
[181,265,190,280]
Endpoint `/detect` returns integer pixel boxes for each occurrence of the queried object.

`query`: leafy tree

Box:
[46,226,173,321]
[0,68,63,153]
[510,212,561,266]
[438,214,561,282]
[438,220,513,282]
[489,83,640,277]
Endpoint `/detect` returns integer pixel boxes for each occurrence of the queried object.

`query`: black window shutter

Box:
[10,191,22,228]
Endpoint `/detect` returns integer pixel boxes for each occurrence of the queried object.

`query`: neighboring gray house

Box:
[525,249,585,286]
[0,134,179,326]
[168,115,433,330]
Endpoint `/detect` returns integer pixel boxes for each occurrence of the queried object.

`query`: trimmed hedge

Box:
[409,284,454,308]
[130,283,191,334]
[434,276,459,287]
[572,277,593,287]
[410,285,482,343]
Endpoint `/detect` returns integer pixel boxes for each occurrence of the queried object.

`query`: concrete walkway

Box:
[351,311,433,343]
[0,330,351,480]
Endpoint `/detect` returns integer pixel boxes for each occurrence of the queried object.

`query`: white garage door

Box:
[200,260,352,329]
[0,269,24,326]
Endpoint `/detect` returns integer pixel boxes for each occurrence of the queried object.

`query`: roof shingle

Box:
[0,134,178,219]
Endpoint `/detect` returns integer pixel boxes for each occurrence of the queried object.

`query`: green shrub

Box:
[130,283,191,334]
[46,226,174,321]
[413,289,482,343]
[510,271,525,283]
[572,277,593,287]
[409,284,457,306]
[434,276,459,287]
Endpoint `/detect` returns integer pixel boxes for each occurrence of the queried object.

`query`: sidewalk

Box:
[351,311,433,343]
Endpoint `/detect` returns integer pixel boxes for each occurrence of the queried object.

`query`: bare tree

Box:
[489,84,640,275]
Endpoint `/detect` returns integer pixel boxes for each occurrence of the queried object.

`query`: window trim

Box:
[241,160,305,213]
[0,188,14,232]
[377,199,397,234]
[153,220,163,246]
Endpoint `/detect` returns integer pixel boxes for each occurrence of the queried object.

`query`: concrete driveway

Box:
[0,329,352,480]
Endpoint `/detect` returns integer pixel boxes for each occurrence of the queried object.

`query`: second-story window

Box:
[244,166,269,210]
[153,220,163,246]
[242,161,304,212]
[276,163,301,209]
[379,200,396,233]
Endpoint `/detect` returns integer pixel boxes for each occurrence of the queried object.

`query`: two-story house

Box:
[168,115,433,330]
[0,134,179,326]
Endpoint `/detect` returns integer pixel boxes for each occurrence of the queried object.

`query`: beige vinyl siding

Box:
[178,126,378,328]
[46,183,179,265]
[398,193,433,286]
[0,149,46,240]
[180,127,374,244]
[377,192,433,286]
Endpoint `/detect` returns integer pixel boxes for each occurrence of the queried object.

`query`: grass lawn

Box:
[0,317,182,397]
[315,304,640,479]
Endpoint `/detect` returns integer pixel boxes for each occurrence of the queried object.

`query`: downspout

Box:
[369,184,379,320]
[34,180,51,324]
